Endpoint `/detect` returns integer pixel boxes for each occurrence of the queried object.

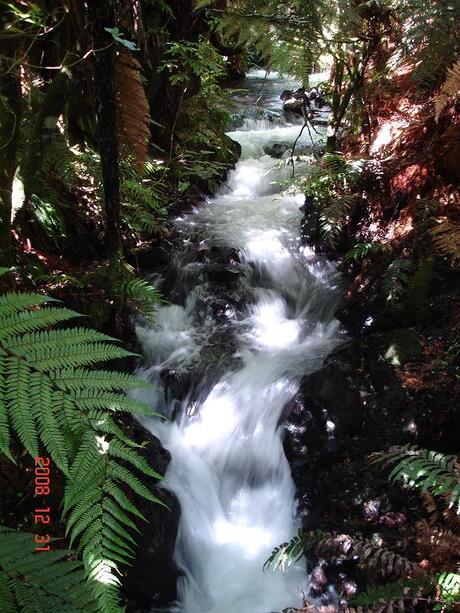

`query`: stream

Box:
[134,70,343,613]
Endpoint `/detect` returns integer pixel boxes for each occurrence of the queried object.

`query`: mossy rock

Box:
[405,257,435,321]
[384,328,422,366]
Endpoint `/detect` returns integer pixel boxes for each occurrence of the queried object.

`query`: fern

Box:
[430,221,460,265]
[353,577,429,607]
[382,258,412,303]
[0,525,97,612]
[122,277,163,319]
[0,284,163,611]
[265,530,420,579]
[344,242,390,263]
[319,194,356,244]
[263,530,304,572]
[435,60,460,121]
[399,0,460,89]
[375,445,460,514]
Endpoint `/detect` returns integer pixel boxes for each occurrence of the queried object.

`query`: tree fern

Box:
[0,525,97,613]
[398,0,460,89]
[0,281,163,611]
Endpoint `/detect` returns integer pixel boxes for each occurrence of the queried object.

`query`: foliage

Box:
[375,445,460,514]
[120,159,168,236]
[397,0,460,89]
[266,529,420,578]
[163,36,226,91]
[0,525,96,612]
[0,279,162,610]
[263,529,304,572]
[163,36,235,179]
[119,275,163,320]
[114,48,150,168]
[198,0,322,82]
[353,577,429,607]
[435,60,460,122]
[430,221,460,266]
[344,242,390,263]
[382,258,412,303]
[57,145,168,241]
[104,27,139,51]
[298,154,364,245]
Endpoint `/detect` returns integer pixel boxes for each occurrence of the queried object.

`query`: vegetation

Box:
[266,446,460,610]
[0,273,164,610]
[0,0,459,611]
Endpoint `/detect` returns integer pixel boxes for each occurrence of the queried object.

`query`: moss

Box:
[405,257,436,322]
[384,328,422,366]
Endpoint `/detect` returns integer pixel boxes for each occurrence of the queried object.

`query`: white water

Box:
[134,75,342,613]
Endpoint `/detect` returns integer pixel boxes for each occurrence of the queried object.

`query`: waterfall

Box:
[133,73,342,613]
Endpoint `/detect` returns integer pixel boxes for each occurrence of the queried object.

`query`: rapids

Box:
[134,71,343,613]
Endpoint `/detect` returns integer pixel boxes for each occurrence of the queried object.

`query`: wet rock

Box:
[383,328,422,366]
[123,430,180,612]
[283,96,305,114]
[160,368,192,402]
[284,344,365,469]
[264,143,291,158]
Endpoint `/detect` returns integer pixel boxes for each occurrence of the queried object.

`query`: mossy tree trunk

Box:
[326,57,345,153]
[0,50,21,266]
[21,68,71,206]
[86,1,123,257]
[140,0,204,156]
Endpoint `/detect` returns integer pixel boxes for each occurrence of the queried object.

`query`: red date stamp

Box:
[33,457,51,552]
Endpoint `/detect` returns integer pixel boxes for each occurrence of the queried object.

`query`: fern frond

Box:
[266,529,422,580]
[5,328,116,353]
[344,242,390,263]
[416,520,460,566]
[435,60,460,121]
[53,368,152,392]
[0,525,97,612]
[12,341,134,371]
[382,258,412,303]
[431,221,460,264]
[115,48,150,170]
[0,307,82,339]
[122,277,162,319]
[376,445,460,514]
[263,530,304,571]
[0,290,162,610]
[353,577,430,607]
[5,358,39,457]
[0,292,56,317]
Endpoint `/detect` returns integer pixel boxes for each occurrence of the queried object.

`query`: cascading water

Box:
[134,71,343,613]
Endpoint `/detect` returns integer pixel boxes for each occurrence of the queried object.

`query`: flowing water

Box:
[134,71,343,613]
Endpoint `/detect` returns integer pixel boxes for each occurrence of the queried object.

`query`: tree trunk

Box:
[86,1,123,257]
[325,58,344,153]
[140,0,204,155]
[21,68,71,205]
[0,55,21,266]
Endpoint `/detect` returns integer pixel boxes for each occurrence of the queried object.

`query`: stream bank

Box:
[123,69,460,612]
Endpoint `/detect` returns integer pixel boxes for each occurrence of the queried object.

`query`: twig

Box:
[255,69,269,107]
[289,97,318,177]
[169,86,187,160]
[1,42,115,75]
